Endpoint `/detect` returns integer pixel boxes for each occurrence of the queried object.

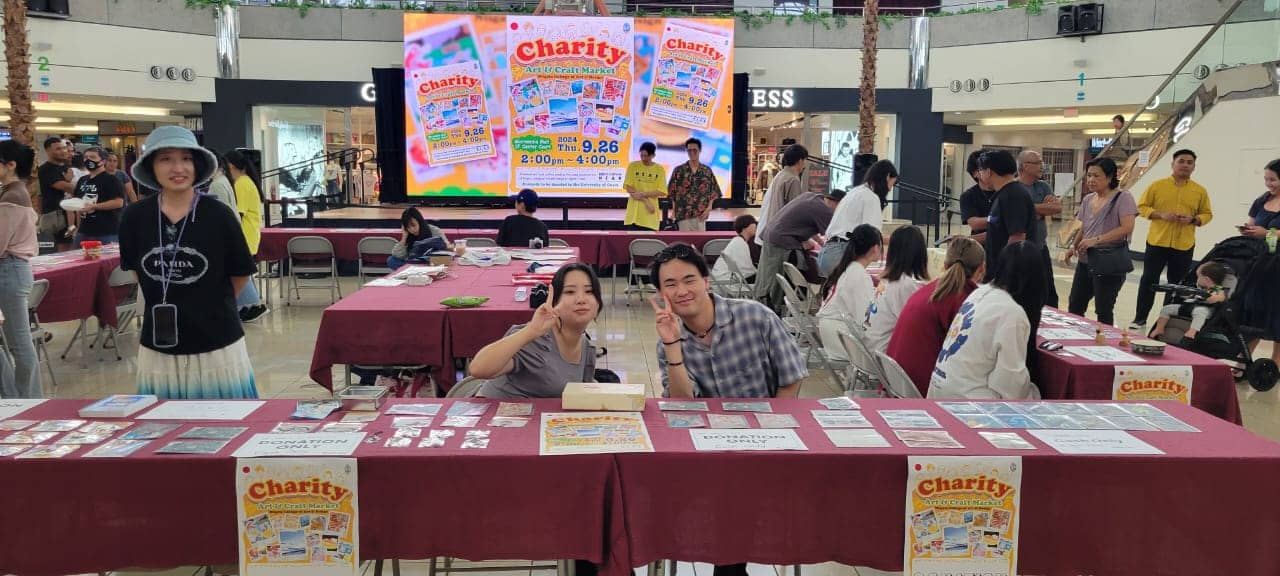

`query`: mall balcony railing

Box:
[260,147,373,227]
[807,155,956,242]
[1069,0,1279,209]
[234,0,1019,16]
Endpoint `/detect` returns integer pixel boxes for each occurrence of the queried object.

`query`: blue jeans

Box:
[0,257,41,398]
[817,240,848,279]
[72,233,119,248]
[387,255,406,270]
[236,276,261,309]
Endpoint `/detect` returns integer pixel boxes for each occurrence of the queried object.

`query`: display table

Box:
[309,250,579,390]
[1032,308,1241,423]
[29,246,122,327]
[0,398,1275,576]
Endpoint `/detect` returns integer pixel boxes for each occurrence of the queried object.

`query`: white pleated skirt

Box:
[137,337,258,399]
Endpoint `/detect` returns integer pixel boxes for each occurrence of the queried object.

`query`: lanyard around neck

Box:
[156,192,200,304]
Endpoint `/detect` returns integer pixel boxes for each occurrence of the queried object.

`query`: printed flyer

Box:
[539,412,654,455]
[506,16,634,193]
[411,61,497,167]
[905,456,1022,576]
[1112,365,1193,404]
[646,21,732,129]
[237,458,359,576]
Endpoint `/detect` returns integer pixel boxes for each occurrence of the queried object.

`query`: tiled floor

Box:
[41,256,1279,576]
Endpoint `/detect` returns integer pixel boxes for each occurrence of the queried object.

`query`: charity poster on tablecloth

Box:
[905,456,1022,576]
[646,21,732,129]
[237,458,359,576]
[410,60,497,167]
[539,412,654,455]
[507,17,634,194]
[1112,365,1193,405]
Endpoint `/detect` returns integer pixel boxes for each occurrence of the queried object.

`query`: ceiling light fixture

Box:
[0,116,63,123]
[39,124,100,134]
[979,113,1156,127]
[0,102,172,117]
[1082,127,1156,135]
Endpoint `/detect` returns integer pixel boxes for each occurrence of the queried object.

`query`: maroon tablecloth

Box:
[0,398,627,576]
[258,227,400,262]
[309,252,577,390]
[617,397,1280,576]
[592,230,732,268]
[1033,309,1241,423]
[29,249,121,327]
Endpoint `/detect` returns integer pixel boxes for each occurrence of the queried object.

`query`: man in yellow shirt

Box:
[623,142,666,231]
[1131,149,1213,330]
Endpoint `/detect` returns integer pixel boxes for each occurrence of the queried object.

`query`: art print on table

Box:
[707,414,750,429]
[237,458,358,575]
[755,413,799,429]
[905,456,1022,575]
[665,413,707,428]
[539,412,653,456]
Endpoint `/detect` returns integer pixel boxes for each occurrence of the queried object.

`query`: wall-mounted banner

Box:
[237,458,359,576]
[905,456,1022,576]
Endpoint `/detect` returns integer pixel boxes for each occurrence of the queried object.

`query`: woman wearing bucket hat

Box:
[118,126,259,399]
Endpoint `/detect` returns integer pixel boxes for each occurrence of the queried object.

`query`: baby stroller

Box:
[1151,236,1278,391]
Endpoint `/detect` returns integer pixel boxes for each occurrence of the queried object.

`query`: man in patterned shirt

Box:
[650,243,808,399]
[667,137,722,231]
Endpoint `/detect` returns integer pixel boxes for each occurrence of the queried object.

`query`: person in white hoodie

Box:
[816,224,883,361]
[818,159,897,277]
[929,241,1046,400]
[864,225,929,353]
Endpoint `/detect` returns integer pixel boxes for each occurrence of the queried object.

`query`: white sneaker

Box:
[1128,322,1145,333]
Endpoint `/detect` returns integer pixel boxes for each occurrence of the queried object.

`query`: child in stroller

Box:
[1150,261,1228,343]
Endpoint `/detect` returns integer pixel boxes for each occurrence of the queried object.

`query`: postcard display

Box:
[237,458,360,575]
[906,456,1022,576]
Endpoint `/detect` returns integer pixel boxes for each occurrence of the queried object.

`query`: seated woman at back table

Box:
[864,225,930,354]
[929,241,1045,400]
[388,207,452,270]
[471,263,603,398]
[886,237,986,395]
[816,224,883,362]
[710,214,760,284]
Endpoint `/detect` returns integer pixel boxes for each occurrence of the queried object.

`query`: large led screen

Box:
[404,14,734,198]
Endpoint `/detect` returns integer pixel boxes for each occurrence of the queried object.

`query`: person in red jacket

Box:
[886,237,986,395]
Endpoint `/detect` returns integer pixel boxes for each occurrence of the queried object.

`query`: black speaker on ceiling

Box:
[1076,3,1104,34]
[1056,5,1077,35]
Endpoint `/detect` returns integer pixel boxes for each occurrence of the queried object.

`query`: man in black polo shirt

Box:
[978,150,1035,281]
[958,149,995,244]
[71,146,126,246]
[36,137,75,248]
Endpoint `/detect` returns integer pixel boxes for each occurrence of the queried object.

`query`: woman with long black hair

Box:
[1065,157,1137,326]
[929,241,1045,400]
[815,224,883,361]
[223,149,269,322]
[818,159,898,277]
[864,225,930,353]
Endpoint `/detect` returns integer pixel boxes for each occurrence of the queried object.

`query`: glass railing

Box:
[1097,0,1280,191]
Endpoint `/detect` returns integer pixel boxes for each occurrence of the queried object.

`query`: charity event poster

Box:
[1112,365,1194,405]
[905,456,1022,576]
[539,412,654,456]
[402,14,734,198]
[411,60,497,167]
[237,458,359,576]
[646,21,732,129]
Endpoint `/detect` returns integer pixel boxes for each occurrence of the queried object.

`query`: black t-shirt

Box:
[119,194,256,355]
[37,161,69,215]
[75,172,125,237]
[496,214,550,247]
[984,181,1035,281]
[959,184,996,227]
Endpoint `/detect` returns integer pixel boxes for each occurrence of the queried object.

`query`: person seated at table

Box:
[886,236,986,394]
[388,207,451,270]
[710,214,760,284]
[497,188,550,248]
[119,126,258,399]
[929,241,1045,400]
[864,225,929,354]
[472,263,602,397]
[816,224,883,362]
[652,243,807,399]
[1151,261,1229,341]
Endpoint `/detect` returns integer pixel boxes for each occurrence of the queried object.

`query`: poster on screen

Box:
[237,458,359,576]
[1112,365,1193,405]
[905,456,1022,576]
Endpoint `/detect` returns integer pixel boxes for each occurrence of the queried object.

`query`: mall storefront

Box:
[745,87,942,222]
[202,79,382,214]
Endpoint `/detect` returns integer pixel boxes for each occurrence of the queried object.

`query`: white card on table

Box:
[1028,429,1163,455]
[825,428,890,448]
[138,400,266,421]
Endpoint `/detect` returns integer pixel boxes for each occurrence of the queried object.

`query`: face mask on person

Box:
[84,158,102,171]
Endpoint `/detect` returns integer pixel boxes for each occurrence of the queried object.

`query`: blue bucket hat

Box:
[130,125,219,191]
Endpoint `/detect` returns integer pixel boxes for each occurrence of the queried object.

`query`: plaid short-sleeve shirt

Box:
[659,294,809,398]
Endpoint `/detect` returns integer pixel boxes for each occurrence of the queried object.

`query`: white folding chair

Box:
[782,261,817,313]
[876,350,925,399]
[97,266,140,361]
[27,279,56,394]
[624,239,667,305]
[778,273,848,391]
[287,236,341,305]
[837,331,886,397]
[721,255,754,298]
[701,238,730,264]
[461,237,497,248]
[548,238,570,248]
[357,236,399,281]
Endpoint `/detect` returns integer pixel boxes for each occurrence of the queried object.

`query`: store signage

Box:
[360,83,377,103]
[750,89,794,109]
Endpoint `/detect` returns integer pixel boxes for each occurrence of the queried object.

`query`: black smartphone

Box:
[152,303,179,349]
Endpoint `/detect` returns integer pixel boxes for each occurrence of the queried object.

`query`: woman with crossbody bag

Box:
[1064,157,1138,326]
